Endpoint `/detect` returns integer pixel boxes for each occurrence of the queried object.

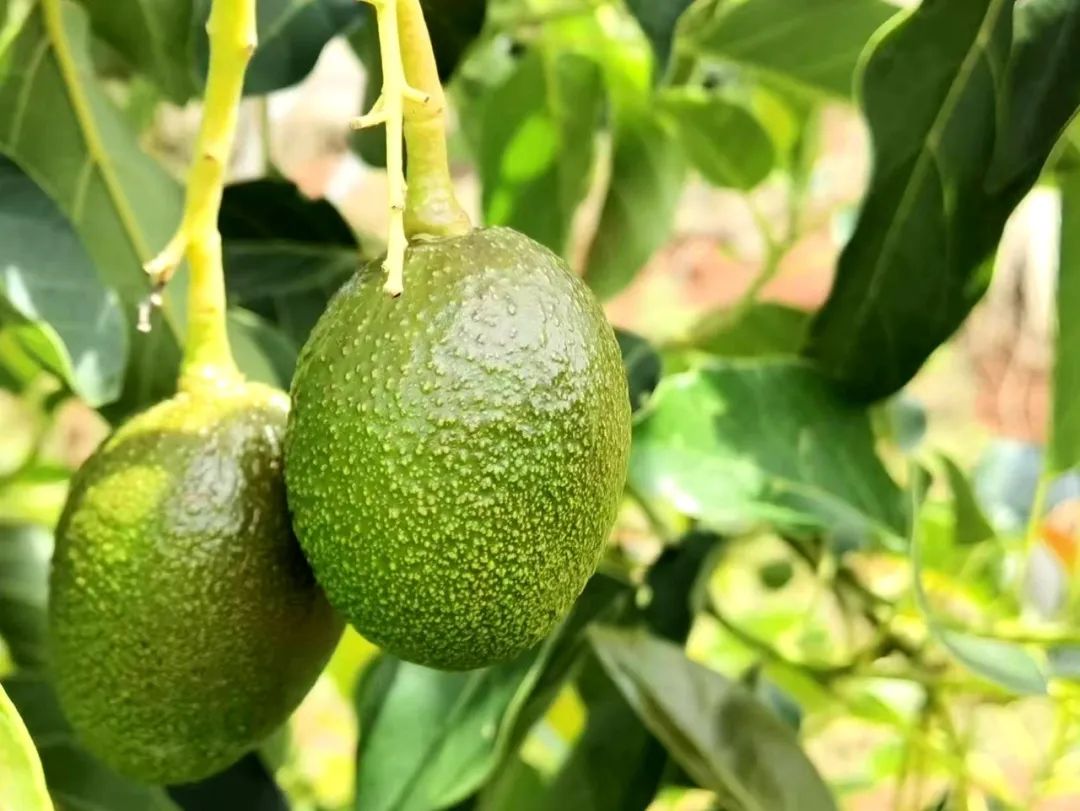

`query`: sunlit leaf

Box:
[0,682,52,811]
[938,454,995,546]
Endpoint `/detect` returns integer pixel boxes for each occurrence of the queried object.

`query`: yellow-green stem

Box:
[397,0,471,238]
[145,0,256,389]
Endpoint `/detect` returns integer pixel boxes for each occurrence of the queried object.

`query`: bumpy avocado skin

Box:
[49,382,344,785]
[285,227,631,671]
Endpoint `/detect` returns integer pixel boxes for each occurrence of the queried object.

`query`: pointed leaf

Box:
[0,683,52,811]
[625,0,694,77]
[0,0,184,412]
[938,454,995,545]
[1050,169,1080,473]
[806,0,1080,400]
[589,628,837,811]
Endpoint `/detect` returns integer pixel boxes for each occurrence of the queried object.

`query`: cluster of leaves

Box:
[1,0,1080,809]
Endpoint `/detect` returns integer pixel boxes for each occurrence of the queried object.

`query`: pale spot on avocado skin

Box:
[49,381,344,785]
[285,227,631,671]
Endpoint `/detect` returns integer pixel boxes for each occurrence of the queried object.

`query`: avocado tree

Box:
[1,0,1079,809]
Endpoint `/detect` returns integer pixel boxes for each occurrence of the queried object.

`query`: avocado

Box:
[49,381,343,784]
[285,227,631,671]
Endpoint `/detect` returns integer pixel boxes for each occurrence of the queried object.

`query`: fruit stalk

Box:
[143,0,258,388]
[397,0,471,239]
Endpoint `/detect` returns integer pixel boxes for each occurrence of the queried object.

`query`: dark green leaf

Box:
[1050,169,1080,473]
[805,0,1080,400]
[0,524,51,671]
[625,0,694,77]
[616,329,660,414]
[74,0,197,101]
[0,157,126,406]
[987,0,1080,191]
[220,179,357,349]
[590,628,837,811]
[354,580,623,811]
[938,454,995,546]
[226,309,298,388]
[4,675,179,810]
[678,0,898,98]
[477,48,603,256]
[660,87,774,189]
[689,303,809,358]
[0,0,184,414]
[629,359,905,536]
[583,112,686,299]
[192,0,365,96]
[168,753,288,810]
[0,682,52,811]
[419,0,486,79]
[349,16,386,167]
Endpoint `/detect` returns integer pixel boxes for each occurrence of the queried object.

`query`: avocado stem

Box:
[397,0,472,240]
[144,0,257,389]
[355,0,415,297]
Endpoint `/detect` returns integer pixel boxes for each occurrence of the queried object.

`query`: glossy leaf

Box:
[4,675,180,810]
[629,359,905,536]
[477,48,604,256]
[583,112,686,299]
[589,627,837,811]
[74,0,197,102]
[660,87,774,190]
[678,0,898,98]
[689,303,810,358]
[220,180,357,349]
[625,0,694,77]
[0,0,184,413]
[192,0,365,96]
[806,0,1080,401]
[0,683,52,811]
[0,524,51,671]
[616,329,661,414]
[354,579,623,811]
[987,0,1080,192]
[1050,169,1080,473]
[0,157,126,406]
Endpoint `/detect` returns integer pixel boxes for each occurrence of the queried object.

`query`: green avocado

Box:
[285,227,631,671]
[49,381,343,784]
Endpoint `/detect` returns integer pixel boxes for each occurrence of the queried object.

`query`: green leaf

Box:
[629,359,905,536]
[938,454,995,546]
[616,329,660,414]
[589,627,837,811]
[226,309,298,388]
[0,682,52,811]
[0,0,184,414]
[349,16,386,168]
[1050,170,1080,473]
[987,0,1080,192]
[0,524,50,671]
[477,47,604,256]
[167,754,288,811]
[678,0,899,98]
[418,0,486,79]
[192,0,365,96]
[660,87,774,190]
[4,675,180,810]
[74,0,197,102]
[354,580,622,811]
[625,0,694,77]
[583,112,686,299]
[806,0,1080,401]
[0,157,126,406]
[219,180,357,349]
[909,481,1048,695]
[688,302,810,358]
